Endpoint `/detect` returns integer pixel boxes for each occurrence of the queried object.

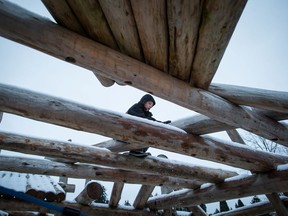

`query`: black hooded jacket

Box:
[127,94,156,121]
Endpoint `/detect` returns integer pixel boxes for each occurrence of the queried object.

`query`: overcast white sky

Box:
[0,0,288,214]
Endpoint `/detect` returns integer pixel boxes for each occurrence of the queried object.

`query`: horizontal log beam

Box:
[1,84,288,172]
[0,155,200,189]
[213,197,288,216]
[0,132,238,183]
[0,199,156,216]
[172,109,288,136]
[147,166,288,209]
[0,1,288,144]
[209,84,288,113]
[133,185,155,210]
[94,139,142,152]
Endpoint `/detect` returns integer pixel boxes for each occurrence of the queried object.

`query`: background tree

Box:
[235,199,245,208]
[220,200,230,212]
[94,185,109,204]
[251,195,261,204]
[244,132,288,154]
[200,203,207,212]
[124,200,131,206]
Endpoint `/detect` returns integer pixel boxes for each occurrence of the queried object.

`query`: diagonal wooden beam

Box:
[146,166,288,209]
[133,185,155,210]
[266,193,288,216]
[0,156,201,189]
[209,84,288,113]
[109,182,125,208]
[94,139,142,152]
[0,0,287,144]
[172,109,288,136]
[1,84,288,171]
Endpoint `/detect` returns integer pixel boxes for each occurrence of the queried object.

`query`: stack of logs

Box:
[0,171,67,202]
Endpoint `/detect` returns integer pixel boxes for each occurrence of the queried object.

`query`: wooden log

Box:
[42,0,116,87]
[209,84,288,113]
[41,0,86,35]
[58,182,75,193]
[93,139,142,152]
[226,133,288,215]
[226,129,245,144]
[130,0,168,72]
[109,182,124,208]
[0,199,157,216]
[0,132,238,183]
[0,112,3,123]
[172,114,234,135]
[0,1,287,144]
[75,181,104,205]
[190,0,247,89]
[66,0,118,49]
[133,185,155,210]
[266,193,288,216]
[0,155,202,189]
[167,0,200,81]
[146,167,288,209]
[213,197,288,216]
[1,85,288,171]
[172,108,288,136]
[98,0,143,61]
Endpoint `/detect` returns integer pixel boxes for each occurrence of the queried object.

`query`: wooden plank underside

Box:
[66,0,118,49]
[1,84,288,172]
[98,0,143,61]
[167,0,201,81]
[42,0,116,87]
[190,0,247,89]
[0,156,201,189]
[41,0,86,35]
[130,0,168,72]
[1,1,288,144]
[146,168,288,209]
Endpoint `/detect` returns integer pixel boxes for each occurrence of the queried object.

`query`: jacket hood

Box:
[139,94,156,106]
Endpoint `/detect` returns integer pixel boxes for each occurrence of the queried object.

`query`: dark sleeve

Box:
[127,104,146,118]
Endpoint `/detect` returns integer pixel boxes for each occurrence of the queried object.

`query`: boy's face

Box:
[144,101,154,111]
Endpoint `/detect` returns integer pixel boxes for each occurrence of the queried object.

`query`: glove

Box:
[162,120,171,124]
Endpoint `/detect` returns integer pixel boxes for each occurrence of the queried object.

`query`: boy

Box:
[127,94,171,157]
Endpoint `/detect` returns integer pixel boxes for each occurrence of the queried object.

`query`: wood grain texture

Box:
[167,0,201,81]
[1,84,288,172]
[190,0,247,89]
[147,168,288,209]
[99,0,143,61]
[130,0,168,72]
[0,156,200,189]
[0,3,287,144]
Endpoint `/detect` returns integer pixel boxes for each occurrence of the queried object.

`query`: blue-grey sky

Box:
[0,0,288,213]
